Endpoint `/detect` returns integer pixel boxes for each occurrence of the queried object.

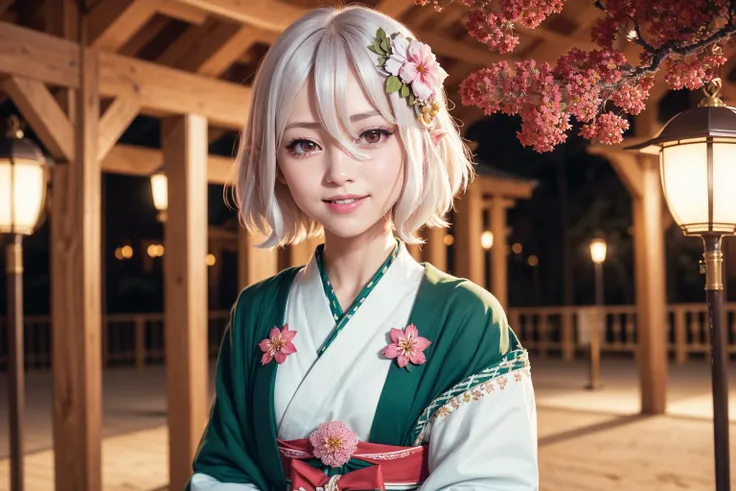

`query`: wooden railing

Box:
[0,311,231,371]
[1,303,735,370]
[508,303,736,363]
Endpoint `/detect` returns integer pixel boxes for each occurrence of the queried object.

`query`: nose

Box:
[325,147,356,186]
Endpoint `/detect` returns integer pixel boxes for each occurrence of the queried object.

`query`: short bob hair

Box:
[234,4,474,248]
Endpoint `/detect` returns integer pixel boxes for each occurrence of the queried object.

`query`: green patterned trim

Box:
[410,348,530,445]
[314,239,401,357]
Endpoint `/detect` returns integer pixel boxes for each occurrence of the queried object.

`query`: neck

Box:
[321,220,396,298]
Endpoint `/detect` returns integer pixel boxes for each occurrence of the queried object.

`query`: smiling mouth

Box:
[323,196,367,204]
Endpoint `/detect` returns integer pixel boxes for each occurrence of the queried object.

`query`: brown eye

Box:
[359,129,392,145]
[364,130,383,144]
[300,141,318,153]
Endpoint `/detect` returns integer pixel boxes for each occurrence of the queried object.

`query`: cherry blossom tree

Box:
[415,0,733,152]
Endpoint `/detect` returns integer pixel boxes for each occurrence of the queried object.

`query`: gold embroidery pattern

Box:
[410,348,530,445]
[413,366,530,444]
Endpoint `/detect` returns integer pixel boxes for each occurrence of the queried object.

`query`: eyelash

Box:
[284,127,394,158]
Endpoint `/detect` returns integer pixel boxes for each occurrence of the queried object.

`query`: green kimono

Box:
[186,247,534,491]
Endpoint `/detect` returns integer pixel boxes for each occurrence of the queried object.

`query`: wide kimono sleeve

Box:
[417,283,539,490]
[185,290,270,491]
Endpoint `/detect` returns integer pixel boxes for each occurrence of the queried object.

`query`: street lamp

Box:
[586,236,607,391]
[627,77,736,491]
[150,169,168,222]
[0,115,51,491]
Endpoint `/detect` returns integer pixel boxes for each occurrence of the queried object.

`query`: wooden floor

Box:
[3,356,736,490]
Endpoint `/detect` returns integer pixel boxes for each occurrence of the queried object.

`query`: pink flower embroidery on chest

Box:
[382,324,431,369]
[258,324,297,365]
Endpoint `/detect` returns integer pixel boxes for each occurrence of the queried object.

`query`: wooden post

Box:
[289,240,313,267]
[162,113,209,490]
[454,182,483,285]
[51,45,103,491]
[406,242,422,262]
[424,227,447,271]
[489,195,509,309]
[634,155,668,414]
[237,228,278,289]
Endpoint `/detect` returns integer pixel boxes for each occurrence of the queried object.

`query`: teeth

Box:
[333,199,356,204]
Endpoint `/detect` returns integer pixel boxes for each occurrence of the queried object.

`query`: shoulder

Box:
[422,264,514,356]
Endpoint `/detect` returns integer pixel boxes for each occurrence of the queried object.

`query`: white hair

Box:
[233,4,474,248]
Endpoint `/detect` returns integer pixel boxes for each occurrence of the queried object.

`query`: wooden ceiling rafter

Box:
[87,0,162,51]
[157,0,208,25]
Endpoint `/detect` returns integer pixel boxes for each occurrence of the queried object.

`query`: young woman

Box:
[188,5,537,491]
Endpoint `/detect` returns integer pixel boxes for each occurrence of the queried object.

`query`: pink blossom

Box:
[400,40,448,101]
[384,34,409,77]
[309,421,358,468]
[383,324,431,368]
[258,324,297,365]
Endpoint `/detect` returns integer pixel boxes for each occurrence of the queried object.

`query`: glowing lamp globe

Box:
[589,238,607,265]
[150,171,168,222]
[0,116,50,236]
[626,79,736,236]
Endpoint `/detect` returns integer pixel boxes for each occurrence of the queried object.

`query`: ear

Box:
[429,129,448,145]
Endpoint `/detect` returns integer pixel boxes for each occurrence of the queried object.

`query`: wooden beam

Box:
[88,0,163,51]
[102,143,235,184]
[162,113,209,491]
[175,0,504,66]
[158,0,208,25]
[98,98,139,161]
[0,21,80,89]
[477,175,535,199]
[98,49,252,128]
[454,180,484,285]
[51,45,103,491]
[157,18,216,66]
[119,15,170,57]
[176,0,304,31]
[598,152,643,199]
[181,25,275,76]
[0,22,250,128]
[2,76,75,162]
[376,0,414,18]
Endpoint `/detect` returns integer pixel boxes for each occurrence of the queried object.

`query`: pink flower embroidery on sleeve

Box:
[258,323,297,365]
[382,324,431,369]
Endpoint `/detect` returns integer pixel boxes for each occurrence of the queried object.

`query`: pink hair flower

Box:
[309,421,358,468]
[382,324,431,369]
[399,39,448,101]
[258,324,297,365]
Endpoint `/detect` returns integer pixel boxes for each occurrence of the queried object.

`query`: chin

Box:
[319,214,388,241]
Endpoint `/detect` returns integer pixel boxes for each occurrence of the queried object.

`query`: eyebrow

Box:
[284,110,382,131]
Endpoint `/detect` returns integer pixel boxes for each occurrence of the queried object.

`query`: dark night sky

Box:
[0,89,732,317]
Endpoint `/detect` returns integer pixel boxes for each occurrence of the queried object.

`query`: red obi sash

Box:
[278,438,429,491]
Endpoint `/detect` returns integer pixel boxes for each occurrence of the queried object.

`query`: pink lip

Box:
[323,195,368,214]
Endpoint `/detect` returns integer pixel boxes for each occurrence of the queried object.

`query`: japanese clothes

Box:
[187,242,538,490]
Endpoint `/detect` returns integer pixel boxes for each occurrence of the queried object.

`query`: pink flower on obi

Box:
[399,40,449,101]
[258,324,297,365]
[382,324,431,369]
[309,421,358,468]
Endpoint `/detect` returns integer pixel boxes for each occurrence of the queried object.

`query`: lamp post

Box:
[587,237,607,390]
[627,77,736,491]
[150,170,168,222]
[0,115,51,491]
